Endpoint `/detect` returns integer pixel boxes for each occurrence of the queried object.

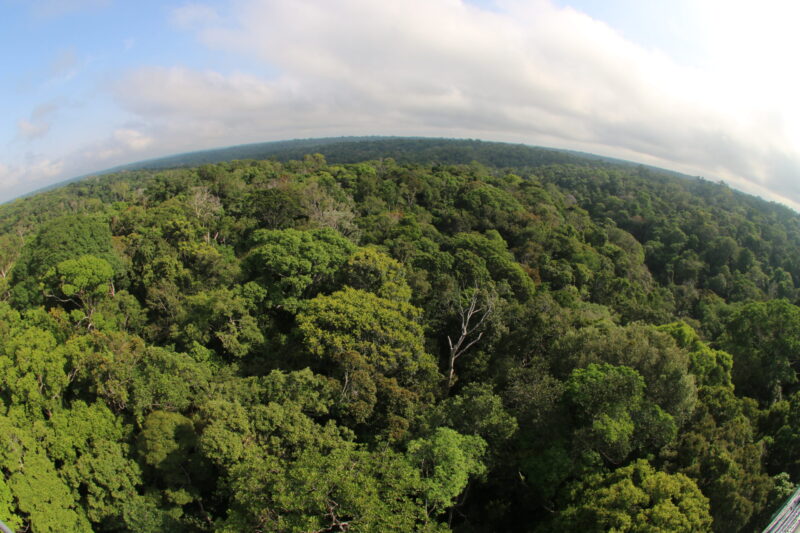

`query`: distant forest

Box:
[1,138,799,532]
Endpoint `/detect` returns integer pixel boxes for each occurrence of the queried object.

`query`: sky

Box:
[2,0,800,209]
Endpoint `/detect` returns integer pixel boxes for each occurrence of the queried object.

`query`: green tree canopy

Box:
[719,299,800,404]
[566,363,676,464]
[245,227,356,311]
[11,214,119,307]
[298,287,439,438]
[552,459,712,533]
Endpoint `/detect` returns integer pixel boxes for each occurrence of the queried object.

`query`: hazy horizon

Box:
[3,0,800,208]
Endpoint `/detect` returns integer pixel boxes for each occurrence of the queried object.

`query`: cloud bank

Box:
[6,0,800,210]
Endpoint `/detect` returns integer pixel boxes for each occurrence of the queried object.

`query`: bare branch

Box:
[446,286,496,389]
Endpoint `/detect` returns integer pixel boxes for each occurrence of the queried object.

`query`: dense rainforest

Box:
[2,138,800,532]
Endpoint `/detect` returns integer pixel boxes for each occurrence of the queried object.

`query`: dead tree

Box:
[188,186,222,243]
[447,287,495,389]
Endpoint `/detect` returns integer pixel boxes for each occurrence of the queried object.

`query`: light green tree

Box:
[552,459,712,532]
[246,228,356,311]
[298,287,438,436]
[0,415,92,532]
[339,246,412,302]
[566,363,676,464]
[44,401,142,526]
[0,326,70,418]
[406,427,487,517]
[43,254,114,329]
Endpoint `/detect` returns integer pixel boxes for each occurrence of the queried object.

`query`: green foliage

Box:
[566,363,676,464]
[0,325,69,418]
[553,323,697,424]
[552,459,712,532]
[45,401,142,526]
[11,214,119,307]
[450,230,535,300]
[246,187,306,229]
[178,287,264,358]
[432,382,517,451]
[298,287,439,438]
[1,140,800,531]
[43,255,114,328]
[222,444,443,532]
[0,476,21,532]
[246,227,356,311]
[406,427,487,514]
[0,415,92,532]
[339,246,413,302]
[661,386,772,531]
[764,391,800,479]
[299,287,436,386]
[658,321,733,389]
[81,332,212,419]
[138,411,196,472]
[719,299,800,404]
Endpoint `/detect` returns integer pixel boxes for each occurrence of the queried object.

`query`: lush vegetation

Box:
[1,138,799,532]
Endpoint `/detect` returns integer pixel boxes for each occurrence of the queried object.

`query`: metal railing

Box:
[764,486,800,533]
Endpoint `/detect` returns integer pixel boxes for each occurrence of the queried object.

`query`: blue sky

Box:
[3,0,800,209]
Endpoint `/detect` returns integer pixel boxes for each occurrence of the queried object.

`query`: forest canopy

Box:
[0,138,799,532]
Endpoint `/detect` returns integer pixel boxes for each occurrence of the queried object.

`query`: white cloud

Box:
[15,103,58,141]
[0,127,153,201]
[0,156,64,196]
[0,164,12,188]
[80,128,155,161]
[16,119,50,140]
[114,128,153,151]
[116,68,281,121]
[0,127,155,201]
[171,2,220,28]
